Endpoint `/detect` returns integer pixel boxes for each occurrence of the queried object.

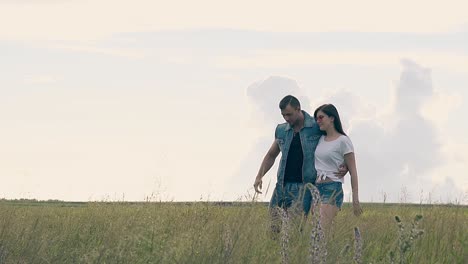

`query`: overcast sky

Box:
[1,1,467,204]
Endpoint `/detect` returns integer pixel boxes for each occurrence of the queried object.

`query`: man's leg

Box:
[301,185,313,216]
[298,184,313,231]
[284,183,307,231]
[269,187,283,235]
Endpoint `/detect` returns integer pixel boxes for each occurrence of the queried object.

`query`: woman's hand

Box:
[353,200,363,216]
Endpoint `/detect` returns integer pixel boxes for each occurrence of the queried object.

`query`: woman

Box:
[313,104,362,229]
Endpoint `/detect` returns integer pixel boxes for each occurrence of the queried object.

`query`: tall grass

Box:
[0,200,466,263]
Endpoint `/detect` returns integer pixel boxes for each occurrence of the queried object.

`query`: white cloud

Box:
[23,74,61,84]
[227,76,311,200]
[216,51,468,73]
[246,76,310,126]
[1,0,467,41]
[344,60,448,202]
[428,141,468,203]
[421,90,463,127]
[51,44,147,59]
[239,60,467,204]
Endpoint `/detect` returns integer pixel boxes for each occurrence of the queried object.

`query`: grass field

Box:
[0,200,466,263]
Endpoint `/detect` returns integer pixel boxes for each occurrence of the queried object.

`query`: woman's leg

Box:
[320,203,339,232]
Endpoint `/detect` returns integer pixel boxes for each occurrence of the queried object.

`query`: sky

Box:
[1,0,467,204]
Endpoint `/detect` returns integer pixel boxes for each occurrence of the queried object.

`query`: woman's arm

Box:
[344,152,363,216]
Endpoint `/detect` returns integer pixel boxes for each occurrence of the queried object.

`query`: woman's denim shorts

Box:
[317,181,344,209]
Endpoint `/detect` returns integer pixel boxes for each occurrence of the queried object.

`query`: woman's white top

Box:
[314,135,354,183]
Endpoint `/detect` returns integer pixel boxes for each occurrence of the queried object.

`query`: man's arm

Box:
[254,141,280,193]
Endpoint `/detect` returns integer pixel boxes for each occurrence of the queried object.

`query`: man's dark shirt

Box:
[283,131,303,183]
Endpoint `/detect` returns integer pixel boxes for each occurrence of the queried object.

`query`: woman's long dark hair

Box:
[313,104,347,136]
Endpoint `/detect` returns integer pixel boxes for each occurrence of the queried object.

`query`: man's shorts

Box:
[269,182,313,215]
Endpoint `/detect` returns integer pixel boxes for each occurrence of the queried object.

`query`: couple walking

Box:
[253,95,362,230]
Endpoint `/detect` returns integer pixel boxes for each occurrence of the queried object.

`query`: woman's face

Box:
[316,110,334,131]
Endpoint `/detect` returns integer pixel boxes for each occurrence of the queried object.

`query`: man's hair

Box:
[279,95,301,110]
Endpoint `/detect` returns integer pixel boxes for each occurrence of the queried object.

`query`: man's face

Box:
[281,104,301,126]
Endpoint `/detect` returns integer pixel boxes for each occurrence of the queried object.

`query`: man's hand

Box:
[334,164,348,178]
[254,177,263,194]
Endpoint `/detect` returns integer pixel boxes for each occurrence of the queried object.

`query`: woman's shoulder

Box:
[336,135,353,144]
[338,135,354,150]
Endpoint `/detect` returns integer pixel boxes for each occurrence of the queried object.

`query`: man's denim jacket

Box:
[275,110,322,190]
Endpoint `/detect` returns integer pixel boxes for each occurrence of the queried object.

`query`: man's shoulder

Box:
[303,122,322,136]
[276,122,289,130]
[275,123,289,138]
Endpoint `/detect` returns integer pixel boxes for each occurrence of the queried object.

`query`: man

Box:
[253,95,346,220]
